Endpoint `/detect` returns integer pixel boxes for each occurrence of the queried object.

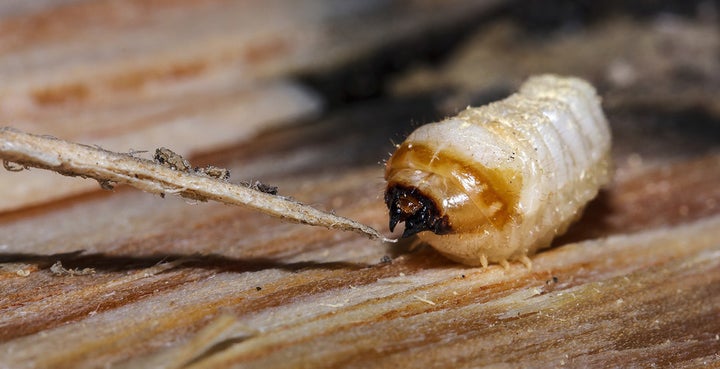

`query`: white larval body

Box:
[384,75,612,266]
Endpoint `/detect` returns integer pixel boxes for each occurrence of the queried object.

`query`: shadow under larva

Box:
[384,74,612,267]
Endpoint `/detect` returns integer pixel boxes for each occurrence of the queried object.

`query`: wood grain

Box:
[0,0,505,212]
[2,102,719,368]
[1,2,719,368]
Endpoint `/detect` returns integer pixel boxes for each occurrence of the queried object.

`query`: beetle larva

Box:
[384,74,612,267]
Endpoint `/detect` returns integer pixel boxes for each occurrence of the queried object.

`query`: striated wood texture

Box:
[1,1,719,368]
[0,0,504,212]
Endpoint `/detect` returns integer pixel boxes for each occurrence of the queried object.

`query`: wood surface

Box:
[1,1,719,368]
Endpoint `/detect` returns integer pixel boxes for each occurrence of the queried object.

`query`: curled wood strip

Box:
[0,127,386,240]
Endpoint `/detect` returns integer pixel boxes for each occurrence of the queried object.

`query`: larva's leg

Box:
[499,259,510,270]
[480,254,489,269]
[520,255,533,270]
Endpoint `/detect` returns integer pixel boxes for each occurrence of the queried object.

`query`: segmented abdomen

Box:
[385,75,612,266]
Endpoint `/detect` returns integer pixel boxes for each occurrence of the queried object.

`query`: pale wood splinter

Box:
[0,127,389,241]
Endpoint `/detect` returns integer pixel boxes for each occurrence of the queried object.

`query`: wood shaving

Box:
[240,180,278,195]
[0,127,386,240]
[413,295,437,305]
[50,261,96,276]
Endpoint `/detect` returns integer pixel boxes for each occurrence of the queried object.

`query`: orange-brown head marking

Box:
[384,141,521,238]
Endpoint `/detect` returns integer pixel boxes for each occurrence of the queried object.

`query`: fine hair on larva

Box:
[384,74,612,267]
